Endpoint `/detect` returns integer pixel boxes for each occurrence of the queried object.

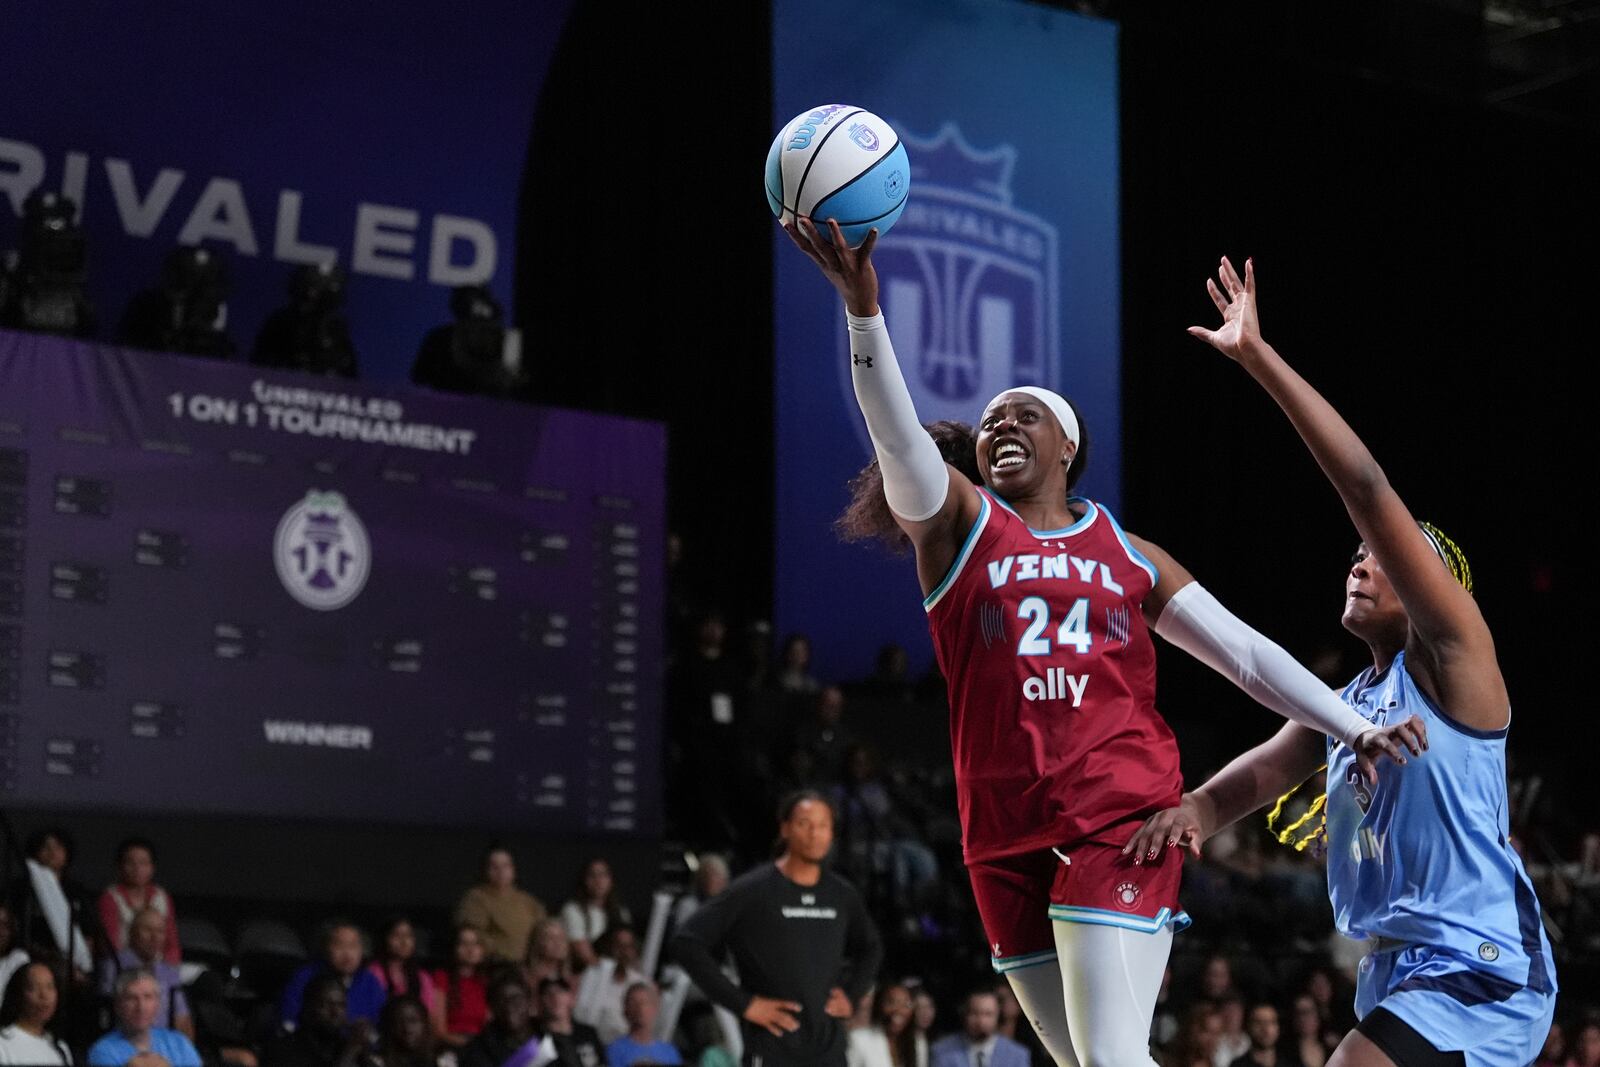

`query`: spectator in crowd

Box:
[930,989,1026,1067]
[525,920,576,990]
[988,982,1046,1067]
[460,973,548,1067]
[373,995,443,1067]
[1297,969,1353,1040]
[1167,1005,1223,1067]
[98,907,193,1038]
[431,926,489,1047]
[1533,1019,1564,1067]
[367,918,441,1034]
[263,972,371,1067]
[15,827,94,977]
[910,990,936,1050]
[574,928,648,1046]
[671,791,882,1067]
[670,858,730,935]
[1150,967,1180,1050]
[0,962,71,1065]
[682,1010,734,1067]
[666,611,745,848]
[741,620,775,696]
[1229,1003,1288,1067]
[848,984,926,1067]
[792,688,853,785]
[457,847,548,965]
[87,968,202,1066]
[97,839,181,965]
[561,861,631,972]
[857,645,914,705]
[772,636,819,696]
[1572,1022,1600,1067]
[0,907,29,1002]
[829,746,938,912]
[604,983,679,1067]
[1197,956,1238,1008]
[280,921,387,1031]
[1211,996,1248,1067]
[1287,996,1330,1067]
[534,978,605,1067]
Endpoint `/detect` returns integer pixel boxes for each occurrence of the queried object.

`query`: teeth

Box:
[996,456,1026,469]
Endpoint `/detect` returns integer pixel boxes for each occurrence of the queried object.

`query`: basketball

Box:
[765,104,910,247]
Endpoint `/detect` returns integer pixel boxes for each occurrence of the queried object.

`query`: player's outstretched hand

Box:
[1352,714,1428,784]
[825,987,853,1019]
[744,995,803,1038]
[1187,255,1264,364]
[780,216,880,318]
[1123,793,1209,863]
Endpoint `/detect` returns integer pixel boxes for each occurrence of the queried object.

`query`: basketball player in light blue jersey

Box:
[1126,257,1556,1067]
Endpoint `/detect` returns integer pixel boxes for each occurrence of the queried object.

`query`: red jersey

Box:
[926,488,1183,863]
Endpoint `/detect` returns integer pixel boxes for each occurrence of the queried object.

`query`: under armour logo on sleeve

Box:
[852,353,873,367]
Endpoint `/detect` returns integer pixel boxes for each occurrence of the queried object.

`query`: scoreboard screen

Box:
[0,330,663,834]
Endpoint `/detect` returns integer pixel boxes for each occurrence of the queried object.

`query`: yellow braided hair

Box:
[1266,522,1472,851]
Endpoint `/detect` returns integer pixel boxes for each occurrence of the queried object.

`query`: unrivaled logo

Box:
[840,123,1059,450]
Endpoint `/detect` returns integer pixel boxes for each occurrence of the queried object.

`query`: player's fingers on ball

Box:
[859,227,880,259]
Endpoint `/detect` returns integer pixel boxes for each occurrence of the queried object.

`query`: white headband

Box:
[984,386,1081,451]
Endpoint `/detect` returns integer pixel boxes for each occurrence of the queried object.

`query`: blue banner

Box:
[0,330,663,832]
[773,0,1122,680]
[1,1,571,380]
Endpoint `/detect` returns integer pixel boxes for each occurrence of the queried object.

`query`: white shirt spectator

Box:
[573,959,649,1046]
[0,1024,72,1065]
[561,901,610,946]
[848,1027,927,1067]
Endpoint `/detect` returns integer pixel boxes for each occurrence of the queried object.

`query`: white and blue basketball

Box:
[766,105,909,247]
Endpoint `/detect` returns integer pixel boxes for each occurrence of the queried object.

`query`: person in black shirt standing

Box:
[671,790,883,1067]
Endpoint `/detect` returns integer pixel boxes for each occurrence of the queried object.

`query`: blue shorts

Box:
[1358,944,1556,1067]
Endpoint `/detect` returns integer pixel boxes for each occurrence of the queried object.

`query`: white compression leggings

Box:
[1005,922,1173,1067]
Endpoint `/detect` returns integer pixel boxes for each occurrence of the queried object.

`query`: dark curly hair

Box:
[835,405,1091,551]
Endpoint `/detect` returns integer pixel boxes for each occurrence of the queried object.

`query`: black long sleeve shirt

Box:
[670,863,882,1067]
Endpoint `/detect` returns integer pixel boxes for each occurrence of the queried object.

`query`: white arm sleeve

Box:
[847,310,950,522]
[1154,582,1375,748]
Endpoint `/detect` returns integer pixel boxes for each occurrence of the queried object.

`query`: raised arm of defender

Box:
[1191,256,1506,731]
[782,217,982,590]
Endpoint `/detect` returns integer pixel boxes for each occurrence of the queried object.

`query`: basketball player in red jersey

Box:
[783,217,1424,1067]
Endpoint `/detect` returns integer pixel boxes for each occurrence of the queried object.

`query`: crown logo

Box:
[896,122,1017,205]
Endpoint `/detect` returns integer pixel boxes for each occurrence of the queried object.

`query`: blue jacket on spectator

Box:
[930,1034,1029,1067]
[88,1026,201,1067]
[279,963,387,1029]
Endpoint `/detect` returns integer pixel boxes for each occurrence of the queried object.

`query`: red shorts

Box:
[967,840,1188,973]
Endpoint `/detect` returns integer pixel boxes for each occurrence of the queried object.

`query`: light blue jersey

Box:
[1326,650,1556,1065]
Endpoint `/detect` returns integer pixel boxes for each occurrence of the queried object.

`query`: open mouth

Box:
[1347,591,1372,602]
[992,438,1029,471]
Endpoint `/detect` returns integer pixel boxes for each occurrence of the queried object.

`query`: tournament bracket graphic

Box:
[274,490,371,611]
[838,124,1061,442]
